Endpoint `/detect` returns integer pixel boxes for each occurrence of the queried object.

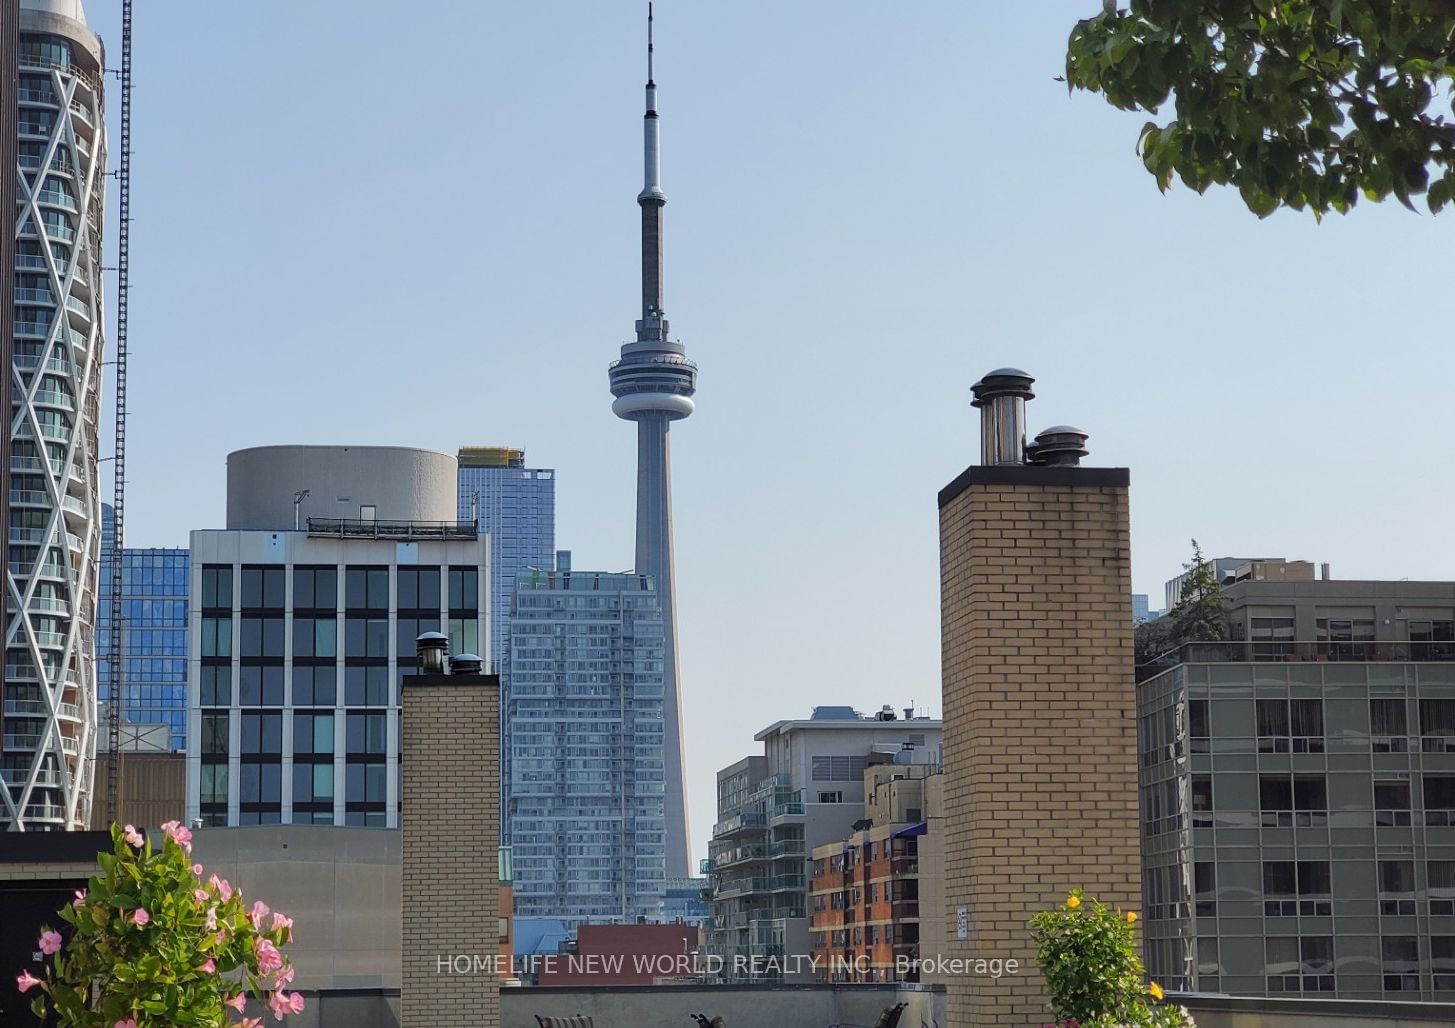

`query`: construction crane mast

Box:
[105,0,133,823]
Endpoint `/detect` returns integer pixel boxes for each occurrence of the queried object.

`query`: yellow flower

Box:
[1149,981,1164,1000]
[1066,895,1082,910]
[1126,911,1138,924]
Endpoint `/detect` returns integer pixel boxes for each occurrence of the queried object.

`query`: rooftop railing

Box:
[305,518,478,542]
[1138,640,1455,682]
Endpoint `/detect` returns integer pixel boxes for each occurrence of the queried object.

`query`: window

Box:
[817,791,843,804]
[1422,700,1455,753]
[346,713,387,755]
[1191,775,1214,828]
[239,566,286,609]
[200,618,232,658]
[344,666,391,706]
[292,763,334,805]
[1426,776,1455,826]
[200,666,230,706]
[240,714,283,755]
[1375,780,1413,827]
[201,566,232,610]
[239,617,285,659]
[199,764,228,805]
[293,567,338,611]
[1260,774,1328,827]
[1431,861,1455,916]
[293,713,335,755]
[200,713,229,756]
[1263,861,1332,917]
[449,567,478,612]
[1265,936,1334,993]
[1188,699,1210,753]
[1383,936,1420,992]
[292,617,338,658]
[1258,699,1324,752]
[238,667,284,706]
[1380,860,1417,916]
[345,619,390,659]
[292,666,336,707]
[1372,699,1411,752]
[1435,937,1455,992]
[1317,616,1374,660]
[238,763,281,804]
[1194,861,1217,917]
[396,567,440,611]
[345,568,389,610]
[1251,616,1296,660]
[1409,620,1455,661]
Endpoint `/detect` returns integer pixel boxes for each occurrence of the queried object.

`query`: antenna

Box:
[647,2,654,84]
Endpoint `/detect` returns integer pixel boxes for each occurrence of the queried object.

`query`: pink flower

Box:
[160,819,193,853]
[199,958,215,974]
[270,911,293,941]
[72,889,86,908]
[209,874,233,901]
[273,964,295,987]
[122,824,143,848]
[225,992,247,1013]
[253,938,283,976]
[37,931,61,955]
[239,1019,263,1028]
[192,863,204,875]
[115,1020,138,1028]
[267,989,305,1020]
[205,905,218,931]
[248,900,270,929]
[193,888,209,903]
[16,970,42,993]
[130,908,150,927]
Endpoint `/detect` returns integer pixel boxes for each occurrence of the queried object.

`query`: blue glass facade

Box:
[98,505,189,751]
[507,562,666,926]
[456,448,556,674]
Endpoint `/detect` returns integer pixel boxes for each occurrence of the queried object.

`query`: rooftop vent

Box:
[1027,426,1090,467]
[971,368,1035,466]
[448,653,484,675]
[876,705,898,721]
[810,706,859,721]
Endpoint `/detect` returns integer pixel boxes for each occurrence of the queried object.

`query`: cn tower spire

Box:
[638,1,667,339]
[608,1,698,881]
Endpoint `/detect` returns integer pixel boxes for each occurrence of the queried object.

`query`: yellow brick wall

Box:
[939,472,1139,1026]
[401,676,500,1028]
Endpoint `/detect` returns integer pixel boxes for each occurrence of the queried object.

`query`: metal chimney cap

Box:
[970,368,1036,408]
[1030,425,1090,466]
[448,652,484,675]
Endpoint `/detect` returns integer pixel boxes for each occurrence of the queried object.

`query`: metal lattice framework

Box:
[4,27,106,830]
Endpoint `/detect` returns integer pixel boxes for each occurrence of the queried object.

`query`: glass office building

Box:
[1140,577,1455,1000]
[98,505,188,751]
[456,446,555,675]
[506,558,665,926]
[4,0,108,830]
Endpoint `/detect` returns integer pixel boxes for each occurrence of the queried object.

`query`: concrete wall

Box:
[226,446,458,530]
[190,825,401,991]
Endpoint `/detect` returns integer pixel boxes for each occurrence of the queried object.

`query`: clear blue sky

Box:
[89,1,1455,862]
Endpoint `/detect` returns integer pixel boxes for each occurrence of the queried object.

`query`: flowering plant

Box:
[1030,889,1193,1028]
[15,821,304,1027]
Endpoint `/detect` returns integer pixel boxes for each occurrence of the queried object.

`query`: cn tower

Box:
[607,3,696,878]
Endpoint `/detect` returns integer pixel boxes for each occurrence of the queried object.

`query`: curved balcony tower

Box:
[607,5,696,877]
[4,0,107,830]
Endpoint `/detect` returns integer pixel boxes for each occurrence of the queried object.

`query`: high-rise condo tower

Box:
[606,5,696,877]
[4,0,107,830]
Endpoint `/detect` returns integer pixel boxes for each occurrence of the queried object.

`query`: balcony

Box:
[715,877,767,900]
[1138,639,1455,682]
[891,856,920,876]
[0,767,61,789]
[713,811,767,838]
[306,517,478,542]
[713,845,769,869]
[891,900,920,919]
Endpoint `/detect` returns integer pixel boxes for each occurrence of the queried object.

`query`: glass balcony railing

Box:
[1139,640,1455,682]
